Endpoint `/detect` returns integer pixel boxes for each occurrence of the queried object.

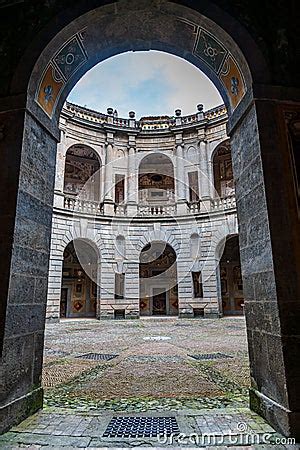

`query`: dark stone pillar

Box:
[0,107,57,433]
[229,95,300,440]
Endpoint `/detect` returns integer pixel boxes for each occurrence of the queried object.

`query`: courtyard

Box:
[0,317,296,448]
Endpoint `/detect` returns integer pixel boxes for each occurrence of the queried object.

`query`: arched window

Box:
[213,141,234,198]
[64,144,101,200]
[190,233,201,259]
[139,242,178,316]
[60,239,98,318]
[219,235,244,316]
[138,154,175,204]
[115,235,126,260]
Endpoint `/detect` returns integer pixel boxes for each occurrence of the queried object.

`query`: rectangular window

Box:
[114,309,125,319]
[115,174,125,204]
[192,271,203,298]
[115,273,125,299]
[188,171,199,202]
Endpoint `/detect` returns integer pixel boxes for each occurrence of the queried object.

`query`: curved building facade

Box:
[46,102,243,321]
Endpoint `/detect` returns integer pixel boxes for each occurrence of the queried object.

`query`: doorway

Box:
[152,290,167,315]
[139,242,178,316]
[220,236,244,315]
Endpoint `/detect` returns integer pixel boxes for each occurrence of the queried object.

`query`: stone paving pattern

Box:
[0,317,297,448]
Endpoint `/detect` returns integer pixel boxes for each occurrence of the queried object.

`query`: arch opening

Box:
[138,153,175,206]
[63,144,101,200]
[139,242,178,316]
[219,235,244,316]
[212,140,234,198]
[60,239,99,319]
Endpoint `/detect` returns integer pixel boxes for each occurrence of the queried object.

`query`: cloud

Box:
[68,51,223,118]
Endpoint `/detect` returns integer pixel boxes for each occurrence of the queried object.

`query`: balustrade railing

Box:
[181,114,198,125]
[138,204,176,216]
[115,204,127,215]
[64,102,227,130]
[113,117,131,127]
[188,201,201,213]
[62,195,235,216]
[64,195,104,215]
[210,195,236,210]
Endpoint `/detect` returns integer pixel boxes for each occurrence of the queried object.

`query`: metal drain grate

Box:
[75,353,118,361]
[189,352,233,360]
[44,349,70,357]
[103,416,180,438]
[126,355,183,363]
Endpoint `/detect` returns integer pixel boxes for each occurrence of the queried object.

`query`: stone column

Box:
[206,141,216,198]
[199,139,212,211]
[124,261,140,319]
[229,94,300,440]
[46,255,64,322]
[103,132,115,215]
[175,134,188,214]
[0,107,58,433]
[126,135,138,215]
[53,124,66,209]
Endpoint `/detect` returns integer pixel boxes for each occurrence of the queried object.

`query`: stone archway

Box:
[219,235,244,316]
[138,153,175,207]
[139,241,178,316]
[212,140,233,198]
[60,239,99,319]
[63,144,101,200]
[0,0,299,439]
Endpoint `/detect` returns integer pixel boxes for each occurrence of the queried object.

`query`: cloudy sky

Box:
[68,51,223,118]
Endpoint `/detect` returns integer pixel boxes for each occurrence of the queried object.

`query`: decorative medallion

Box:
[220,56,245,109]
[73,300,84,312]
[36,64,64,117]
[172,299,178,309]
[36,30,87,117]
[178,17,247,111]
[140,299,148,309]
[53,36,87,81]
[194,29,228,74]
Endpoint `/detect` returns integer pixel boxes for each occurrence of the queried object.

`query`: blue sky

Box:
[68,51,223,118]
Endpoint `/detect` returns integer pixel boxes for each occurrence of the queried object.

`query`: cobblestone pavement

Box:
[1,317,297,448]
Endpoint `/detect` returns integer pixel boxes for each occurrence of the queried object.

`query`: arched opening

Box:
[219,235,244,316]
[139,242,178,316]
[1,0,298,440]
[60,239,98,318]
[138,154,175,206]
[63,144,101,200]
[213,140,234,198]
[115,235,126,260]
[190,233,201,259]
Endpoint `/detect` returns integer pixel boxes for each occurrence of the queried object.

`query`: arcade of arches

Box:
[0,0,299,442]
[53,105,242,321]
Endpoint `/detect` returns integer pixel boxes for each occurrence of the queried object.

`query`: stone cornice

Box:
[61,102,228,137]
